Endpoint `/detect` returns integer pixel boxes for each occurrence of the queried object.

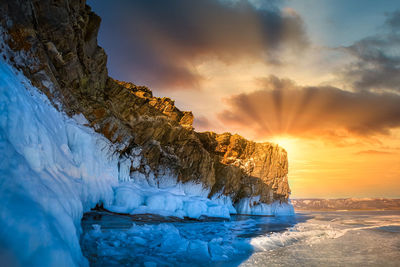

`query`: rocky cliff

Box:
[0,0,290,206]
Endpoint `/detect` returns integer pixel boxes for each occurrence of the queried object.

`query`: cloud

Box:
[339,10,400,92]
[89,0,308,90]
[385,10,400,30]
[218,75,400,139]
[355,150,395,155]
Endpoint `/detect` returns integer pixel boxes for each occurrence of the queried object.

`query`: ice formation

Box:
[81,216,262,266]
[0,60,250,266]
[0,60,118,266]
[104,182,232,219]
[235,196,295,216]
[80,210,302,266]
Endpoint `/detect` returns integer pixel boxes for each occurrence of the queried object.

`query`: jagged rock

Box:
[197,132,290,202]
[0,0,290,205]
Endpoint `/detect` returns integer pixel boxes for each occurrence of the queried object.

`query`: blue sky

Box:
[287,0,400,46]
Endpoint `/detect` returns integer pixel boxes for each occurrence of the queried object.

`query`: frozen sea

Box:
[80,210,400,266]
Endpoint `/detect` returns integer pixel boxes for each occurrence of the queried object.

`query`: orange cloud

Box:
[355,150,395,155]
[218,75,400,140]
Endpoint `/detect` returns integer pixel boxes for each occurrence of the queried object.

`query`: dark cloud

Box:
[385,10,400,31]
[218,75,400,139]
[88,0,308,90]
[339,10,400,92]
[355,150,395,155]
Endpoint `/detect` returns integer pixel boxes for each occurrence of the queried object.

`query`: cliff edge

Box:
[0,0,290,207]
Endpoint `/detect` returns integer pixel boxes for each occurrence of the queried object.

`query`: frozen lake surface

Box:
[80,211,400,266]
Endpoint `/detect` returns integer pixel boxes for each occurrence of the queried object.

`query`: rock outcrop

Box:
[0,0,290,205]
[198,132,290,202]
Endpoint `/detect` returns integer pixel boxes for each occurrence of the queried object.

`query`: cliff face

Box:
[198,132,290,202]
[0,0,290,204]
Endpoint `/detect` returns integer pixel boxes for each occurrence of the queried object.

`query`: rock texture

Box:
[198,132,290,202]
[0,0,290,204]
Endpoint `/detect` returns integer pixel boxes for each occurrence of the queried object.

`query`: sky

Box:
[88,0,400,198]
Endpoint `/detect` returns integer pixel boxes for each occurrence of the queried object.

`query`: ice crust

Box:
[80,212,301,266]
[82,219,257,266]
[0,60,294,266]
[83,212,400,266]
[105,183,233,219]
[0,60,119,266]
[235,196,295,216]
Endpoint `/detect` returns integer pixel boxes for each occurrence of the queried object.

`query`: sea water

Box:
[80,211,400,266]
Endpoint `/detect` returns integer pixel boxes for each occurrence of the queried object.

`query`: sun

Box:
[269,136,298,157]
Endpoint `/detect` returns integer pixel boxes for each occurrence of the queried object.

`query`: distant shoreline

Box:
[295,208,400,212]
[292,198,400,211]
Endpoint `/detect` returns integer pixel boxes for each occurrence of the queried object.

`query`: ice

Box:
[250,223,342,252]
[108,185,144,212]
[0,61,200,265]
[147,192,183,212]
[187,240,210,260]
[72,113,89,125]
[81,210,400,266]
[212,193,237,214]
[144,262,157,267]
[180,181,210,197]
[105,182,232,219]
[241,211,400,266]
[131,154,141,169]
[90,224,103,238]
[0,60,119,266]
[235,197,295,216]
[80,212,298,266]
[82,220,242,265]
[0,59,244,266]
[0,41,296,265]
[118,157,132,182]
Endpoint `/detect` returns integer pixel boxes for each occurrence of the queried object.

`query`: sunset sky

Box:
[89,0,400,198]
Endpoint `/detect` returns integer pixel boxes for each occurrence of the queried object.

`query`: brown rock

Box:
[0,0,291,205]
